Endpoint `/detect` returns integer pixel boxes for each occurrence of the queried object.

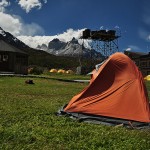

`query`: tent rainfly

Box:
[58,52,150,129]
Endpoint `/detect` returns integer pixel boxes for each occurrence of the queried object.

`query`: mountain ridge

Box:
[37,37,104,59]
[0,27,29,51]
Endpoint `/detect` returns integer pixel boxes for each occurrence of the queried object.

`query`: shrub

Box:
[29,66,43,75]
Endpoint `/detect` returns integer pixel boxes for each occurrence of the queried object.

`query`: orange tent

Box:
[61,52,150,124]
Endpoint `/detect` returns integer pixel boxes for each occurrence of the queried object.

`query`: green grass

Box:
[0,76,150,150]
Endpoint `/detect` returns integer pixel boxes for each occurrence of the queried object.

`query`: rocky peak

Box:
[48,38,66,50]
[51,38,60,42]
[70,37,78,44]
[37,44,48,50]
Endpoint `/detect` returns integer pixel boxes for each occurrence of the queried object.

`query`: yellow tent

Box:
[66,70,74,74]
[49,69,57,73]
[57,69,65,73]
[144,75,150,81]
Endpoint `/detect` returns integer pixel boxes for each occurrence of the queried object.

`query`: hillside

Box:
[28,49,99,71]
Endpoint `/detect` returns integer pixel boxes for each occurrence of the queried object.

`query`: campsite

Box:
[1,1,150,149]
[0,74,150,150]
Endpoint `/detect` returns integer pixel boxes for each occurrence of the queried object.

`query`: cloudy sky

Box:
[0,0,150,52]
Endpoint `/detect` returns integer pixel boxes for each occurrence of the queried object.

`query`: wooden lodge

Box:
[0,40,28,74]
[124,50,150,77]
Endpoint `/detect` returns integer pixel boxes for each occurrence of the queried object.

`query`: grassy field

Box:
[0,75,150,150]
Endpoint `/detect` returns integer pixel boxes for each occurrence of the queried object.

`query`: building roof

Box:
[140,52,150,59]
[0,40,27,55]
[124,50,146,56]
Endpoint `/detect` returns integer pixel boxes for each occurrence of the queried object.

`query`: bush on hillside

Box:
[28,66,43,75]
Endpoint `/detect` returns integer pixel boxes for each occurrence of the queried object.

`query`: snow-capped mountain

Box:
[37,37,104,59]
[0,27,104,60]
[47,38,67,54]
[0,27,29,51]
[37,44,48,51]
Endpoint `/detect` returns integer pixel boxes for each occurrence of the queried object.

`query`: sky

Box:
[0,0,150,53]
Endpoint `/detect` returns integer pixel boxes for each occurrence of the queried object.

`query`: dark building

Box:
[124,50,150,77]
[0,40,28,74]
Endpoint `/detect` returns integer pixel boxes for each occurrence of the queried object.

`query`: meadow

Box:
[0,75,150,150]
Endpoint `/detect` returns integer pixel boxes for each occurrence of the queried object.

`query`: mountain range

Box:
[0,27,104,60]
[37,37,104,59]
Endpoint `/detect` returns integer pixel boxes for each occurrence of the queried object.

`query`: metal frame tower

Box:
[81,29,121,58]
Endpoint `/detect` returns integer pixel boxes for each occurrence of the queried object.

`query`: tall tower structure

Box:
[81,29,121,58]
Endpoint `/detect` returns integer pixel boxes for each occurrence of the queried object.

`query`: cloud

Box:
[17,0,47,13]
[0,11,44,36]
[0,12,22,36]
[125,48,131,51]
[124,45,141,52]
[0,0,45,36]
[21,22,44,36]
[0,1,86,49]
[0,0,10,12]
[17,28,87,48]
[57,28,84,42]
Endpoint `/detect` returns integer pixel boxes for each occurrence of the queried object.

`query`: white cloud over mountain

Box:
[17,28,86,48]
[0,12,22,36]
[0,1,87,49]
